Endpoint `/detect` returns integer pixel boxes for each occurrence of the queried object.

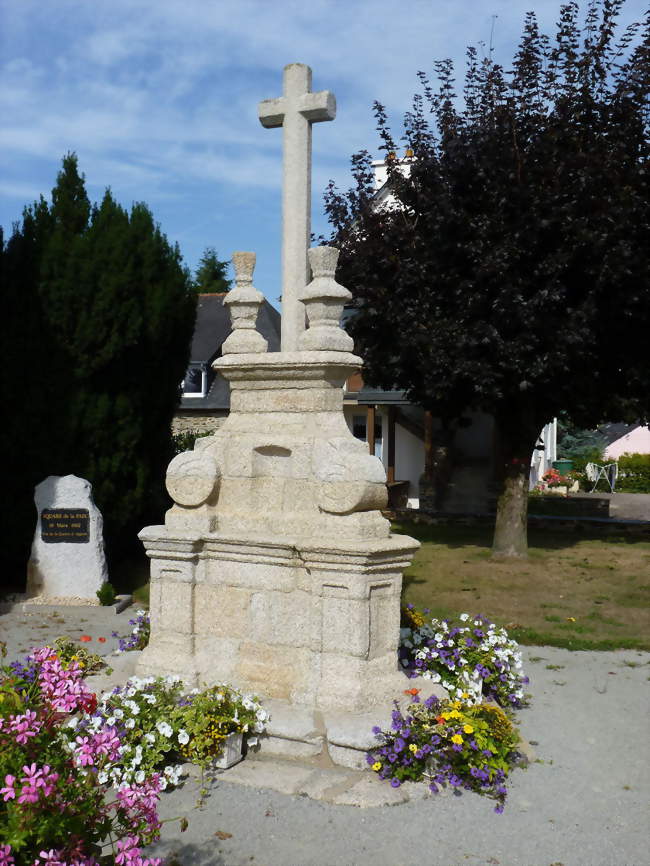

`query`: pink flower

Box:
[0,844,15,866]
[0,775,16,801]
[116,775,162,837]
[33,851,66,865]
[29,648,93,715]
[8,710,41,745]
[74,726,121,769]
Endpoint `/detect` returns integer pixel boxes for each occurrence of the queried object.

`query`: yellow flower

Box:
[461,692,470,699]
[372,762,382,772]
[452,700,461,709]
[409,743,418,753]
[441,712,452,721]
[463,725,474,734]
[451,734,463,745]
[449,710,462,719]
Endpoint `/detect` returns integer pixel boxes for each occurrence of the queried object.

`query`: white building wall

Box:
[343,405,423,507]
[394,422,424,507]
[604,426,650,459]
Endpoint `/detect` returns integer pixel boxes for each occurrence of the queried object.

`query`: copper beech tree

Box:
[324,1,649,557]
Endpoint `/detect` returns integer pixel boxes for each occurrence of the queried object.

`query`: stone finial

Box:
[297,246,354,352]
[221,252,268,355]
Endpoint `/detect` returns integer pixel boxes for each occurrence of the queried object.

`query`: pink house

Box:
[602,423,650,459]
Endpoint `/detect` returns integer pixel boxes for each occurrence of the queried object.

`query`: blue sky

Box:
[1,0,645,309]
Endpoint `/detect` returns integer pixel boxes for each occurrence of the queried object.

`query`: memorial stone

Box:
[27,475,108,602]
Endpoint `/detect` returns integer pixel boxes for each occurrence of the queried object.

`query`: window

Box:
[181,365,207,398]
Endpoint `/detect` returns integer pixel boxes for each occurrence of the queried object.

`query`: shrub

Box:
[96,582,117,606]
[616,453,650,493]
[171,430,213,456]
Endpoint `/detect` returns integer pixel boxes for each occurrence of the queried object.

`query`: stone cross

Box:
[258,63,336,352]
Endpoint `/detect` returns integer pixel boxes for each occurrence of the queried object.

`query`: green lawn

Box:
[112,521,650,651]
[393,521,650,651]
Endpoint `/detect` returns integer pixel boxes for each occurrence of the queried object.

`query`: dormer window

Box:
[182,364,207,398]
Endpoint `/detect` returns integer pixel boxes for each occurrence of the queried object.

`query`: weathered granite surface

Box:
[26,474,108,602]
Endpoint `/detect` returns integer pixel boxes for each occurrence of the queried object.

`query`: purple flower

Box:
[371,726,381,735]
[390,778,401,788]
[429,782,438,793]
[394,738,406,753]
[494,802,505,814]
[388,754,397,763]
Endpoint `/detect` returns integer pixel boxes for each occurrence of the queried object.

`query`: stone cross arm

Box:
[258,63,336,129]
[259,88,336,127]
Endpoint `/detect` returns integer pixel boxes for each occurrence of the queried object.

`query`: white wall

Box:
[343,405,423,507]
[605,426,650,459]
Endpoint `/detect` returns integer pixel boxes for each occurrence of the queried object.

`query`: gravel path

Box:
[1,603,648,866]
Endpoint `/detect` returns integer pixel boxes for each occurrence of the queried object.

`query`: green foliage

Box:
[96,582,117,606]
[617,453,650,492]
[192,247,232,294]
[50,636,106,675]
[172,429,213,455]
[177,685,268,769]
[0,154,197,584]
[557,419,606,473]
[325,2,649,555]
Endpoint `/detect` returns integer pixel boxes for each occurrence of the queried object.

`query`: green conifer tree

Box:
[192,247,232,293]
[0,155,196,586]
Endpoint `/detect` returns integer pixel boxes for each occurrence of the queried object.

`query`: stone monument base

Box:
[136,527,421,715]
[258,676,447,769]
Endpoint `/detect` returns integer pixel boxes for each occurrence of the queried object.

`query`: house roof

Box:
[188,293,281,363]
[179,293,281,411]
[598,422,641,446]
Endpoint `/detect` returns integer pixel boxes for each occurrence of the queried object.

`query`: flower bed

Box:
[367,693,523,813]
[400,608,529,708]
[0,636,270,865]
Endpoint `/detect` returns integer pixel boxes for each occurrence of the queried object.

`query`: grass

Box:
[393,520,650,651]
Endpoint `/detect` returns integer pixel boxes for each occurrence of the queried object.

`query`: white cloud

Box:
[1,0,646,276]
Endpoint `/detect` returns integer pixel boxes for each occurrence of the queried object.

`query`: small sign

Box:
[41,509,90,543]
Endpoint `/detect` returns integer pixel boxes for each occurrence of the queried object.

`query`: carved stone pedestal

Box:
[137,249,428,763]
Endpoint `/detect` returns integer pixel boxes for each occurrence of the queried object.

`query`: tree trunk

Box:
[492,419,537,559]
[492,459,530,558]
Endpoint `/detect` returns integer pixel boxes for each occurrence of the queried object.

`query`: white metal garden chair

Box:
[585,462,618,493]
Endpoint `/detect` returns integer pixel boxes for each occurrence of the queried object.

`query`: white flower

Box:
[113,709,124,719]
[178,729,190,745]
[98,771,108,784]
[135,770,145,784]
[106,716,116,726]
[156,721,173,738]
[459,613,470,622]
[145,733,156,744]
[124,718,136,729]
